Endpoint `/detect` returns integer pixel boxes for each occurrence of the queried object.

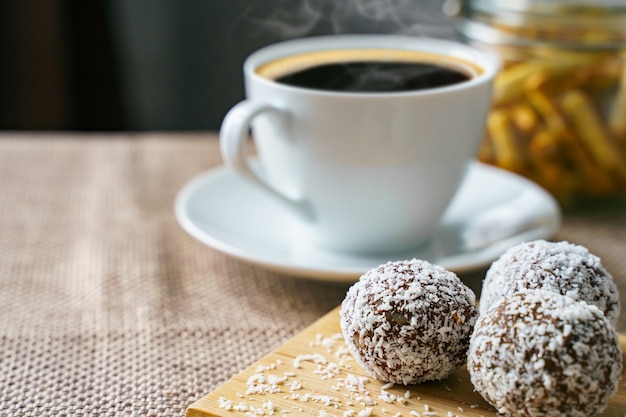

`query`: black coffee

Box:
[274,61,470,93]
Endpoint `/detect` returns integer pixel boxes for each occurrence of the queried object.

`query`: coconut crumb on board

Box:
[314,362,341,380]
[357,407,372,417]
[293,353,328,369]
[218,397,233,411]
[216,325,498,417]
[380,382,394,390]
[245,373,287,395]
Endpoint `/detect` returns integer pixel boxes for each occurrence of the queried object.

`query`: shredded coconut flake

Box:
[381,382,394,390]
[218,397,232,411]
[293,353,328,369]
[357,407,372,417]
[246,373,288,395]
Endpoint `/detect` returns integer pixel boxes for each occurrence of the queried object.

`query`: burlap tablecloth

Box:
[1,132,624,417]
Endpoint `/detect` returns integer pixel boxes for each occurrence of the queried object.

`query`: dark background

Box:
[0,0,454,131]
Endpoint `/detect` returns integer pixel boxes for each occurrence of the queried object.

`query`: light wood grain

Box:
[187,307,626,417]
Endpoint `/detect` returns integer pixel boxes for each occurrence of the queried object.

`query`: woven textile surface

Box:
[0,133,624,417]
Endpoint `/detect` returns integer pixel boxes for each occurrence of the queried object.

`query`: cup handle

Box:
[220,100,314,222]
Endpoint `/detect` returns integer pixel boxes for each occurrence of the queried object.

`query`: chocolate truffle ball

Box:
[480,240,620,325]
[340,259,478,385]
[469,290,622,417]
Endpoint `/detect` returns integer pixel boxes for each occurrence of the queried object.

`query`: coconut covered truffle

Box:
[469,290,622,417]
[480,240,620,325]
[340,259,478,385]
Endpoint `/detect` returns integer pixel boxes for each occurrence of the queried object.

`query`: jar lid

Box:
[455,0,626,14]
[445,0,626,48]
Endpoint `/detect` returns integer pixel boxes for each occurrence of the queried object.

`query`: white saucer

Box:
[175,162,561,282]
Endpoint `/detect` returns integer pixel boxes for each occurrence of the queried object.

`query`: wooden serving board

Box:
[187,307,626,417]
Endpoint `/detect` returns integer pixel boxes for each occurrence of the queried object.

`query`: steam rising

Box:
[242,0,455,39]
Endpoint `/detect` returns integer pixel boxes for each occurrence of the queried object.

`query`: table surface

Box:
[1,132,625,417]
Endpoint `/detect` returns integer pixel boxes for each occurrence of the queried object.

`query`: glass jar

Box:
[446,0,626,203]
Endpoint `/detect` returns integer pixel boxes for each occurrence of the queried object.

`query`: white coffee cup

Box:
[220,35,499,254]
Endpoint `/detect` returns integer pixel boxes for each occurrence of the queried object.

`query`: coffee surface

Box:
[254,49,479,93]
[275,61,470,92]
